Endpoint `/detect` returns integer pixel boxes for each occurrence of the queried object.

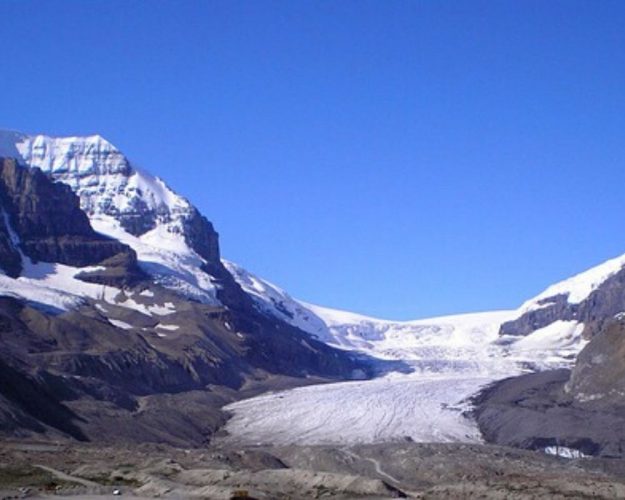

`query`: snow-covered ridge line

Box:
[10,132,192,219]
[515,252,625,316]
[225,261,588,371]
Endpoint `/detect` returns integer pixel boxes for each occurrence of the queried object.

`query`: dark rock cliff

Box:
[0,202,22,277]
[0,158,134,268]
[500,267,625,339]
[183,207,221,264]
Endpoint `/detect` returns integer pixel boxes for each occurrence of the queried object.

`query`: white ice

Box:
[224,373,493,446]
[544,446,588,459]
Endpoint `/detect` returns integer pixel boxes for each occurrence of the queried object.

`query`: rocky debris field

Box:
[2,441,625,499]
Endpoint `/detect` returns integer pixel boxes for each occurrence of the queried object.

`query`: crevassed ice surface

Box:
[223,266,591,446]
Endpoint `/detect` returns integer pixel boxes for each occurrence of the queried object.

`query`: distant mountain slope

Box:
[226,260,591,372]
[501,253,625,338]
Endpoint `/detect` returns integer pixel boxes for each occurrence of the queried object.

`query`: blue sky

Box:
[2,0,625,319]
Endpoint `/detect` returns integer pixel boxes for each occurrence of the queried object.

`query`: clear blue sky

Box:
[2,1,625,319]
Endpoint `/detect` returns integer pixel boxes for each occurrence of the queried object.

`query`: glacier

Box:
[221,266,591,446]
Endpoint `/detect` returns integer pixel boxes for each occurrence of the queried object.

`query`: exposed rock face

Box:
[183,208,221,263]
[0,158,132,268]
[565,318,625,403]
[500,294,574,336]
[75,251,148,287]
[0,202,22,277]
[500,266,625,338]
[475,316,625,457]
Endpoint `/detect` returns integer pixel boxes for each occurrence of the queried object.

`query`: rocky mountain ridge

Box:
[9,132,220,261]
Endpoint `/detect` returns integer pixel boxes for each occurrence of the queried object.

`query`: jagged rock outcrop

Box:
[0,202,22,277]
[500,266,625,339]
[0,157,134,268]
[475,316,625,457]
[183,207,221,264]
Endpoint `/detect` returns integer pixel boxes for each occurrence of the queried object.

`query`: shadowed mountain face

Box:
[0,158,134,275]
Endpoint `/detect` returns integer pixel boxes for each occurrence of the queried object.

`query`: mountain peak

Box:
[0,130,221,302]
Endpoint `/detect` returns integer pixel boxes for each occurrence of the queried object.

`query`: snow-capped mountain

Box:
[0,131,221,304]
[0,131,368,445]
[2,129,625,451]
[0,129,614,380]
[11,132,197,238]
[226,260,590,372]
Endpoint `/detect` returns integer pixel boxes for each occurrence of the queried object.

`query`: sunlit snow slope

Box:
[226,261,589,370]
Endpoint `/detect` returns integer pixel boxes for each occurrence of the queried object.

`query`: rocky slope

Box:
[469,253,625,457]
[474,315,625,457]
[0,133,370,446]
[500,253,625,339]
